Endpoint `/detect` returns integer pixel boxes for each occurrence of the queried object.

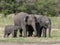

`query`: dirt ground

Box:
[0,42,60,45]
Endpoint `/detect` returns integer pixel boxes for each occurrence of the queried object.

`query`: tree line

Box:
[0,0,59,16]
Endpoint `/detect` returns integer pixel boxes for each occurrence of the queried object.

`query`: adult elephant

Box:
[34,15,51,37]
[14,12,37,37]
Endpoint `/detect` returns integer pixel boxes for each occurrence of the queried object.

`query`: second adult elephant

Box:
[35,15,51,37]
[14,12,37,37]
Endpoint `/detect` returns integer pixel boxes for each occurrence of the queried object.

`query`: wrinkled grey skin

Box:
[34,15,51,37]
[4,25,20,38]
[14,12,37,37]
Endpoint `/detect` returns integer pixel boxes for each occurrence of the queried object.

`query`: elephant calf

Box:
[4,25,20,38]
[34,15,51,37]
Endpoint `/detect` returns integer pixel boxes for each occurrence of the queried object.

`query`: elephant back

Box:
[14,12,28,21]
[5,25,14,33]
[14,12,29,26]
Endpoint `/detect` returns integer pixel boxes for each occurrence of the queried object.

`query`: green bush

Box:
[0,0,58,17]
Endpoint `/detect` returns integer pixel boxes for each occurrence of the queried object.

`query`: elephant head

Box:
[25,15,37,36]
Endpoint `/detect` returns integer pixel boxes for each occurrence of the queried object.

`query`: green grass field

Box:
[0,14,60,43]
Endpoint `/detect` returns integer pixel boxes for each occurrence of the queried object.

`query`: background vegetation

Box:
[0,0,59,16]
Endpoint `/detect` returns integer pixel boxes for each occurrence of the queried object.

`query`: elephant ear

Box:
[25,16,29,22]
[34,16,38,23]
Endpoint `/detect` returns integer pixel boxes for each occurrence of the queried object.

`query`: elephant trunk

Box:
[31,22,37,37]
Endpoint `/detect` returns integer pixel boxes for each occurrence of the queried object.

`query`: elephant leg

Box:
[4,33,7,38]
[30,32,33,36]
[22,25,27,37]
[28,31,30,37]
[42,27,47,37]
[5,33,10,37]
[26,25,29,37]
[19,29,22,37]
[36,23,42,37]
[23,28,27,37]
[12,30,15,37]
[12,30,17,37]
[30,31,33,36]
[36,28,40,37]
[48,18,51,37]
[27,25,33,37]
[27,28,30,37]
[28,31,32,37]
[49,28,51,37]
[48,25,51,37]
[32,24,37,37]
[30,26,34,36]
[4,32,6,38]
[7,33,10,37]
[39,27,42,37]
[37,26,42,37]
[36,23,38,37]
[28,31,33,37]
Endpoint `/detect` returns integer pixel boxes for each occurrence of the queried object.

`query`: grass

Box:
[0,14,60,43]
[49,17,60,29]
[0,37,60,43]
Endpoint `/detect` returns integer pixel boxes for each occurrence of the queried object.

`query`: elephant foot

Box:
[19,35,22,37]
[34,35,37,37]
[28,34,33,37]
[12,36,17,38]
[12,35,17,38]
[28,35,31,37]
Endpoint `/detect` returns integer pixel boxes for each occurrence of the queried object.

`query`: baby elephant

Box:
[4,25,20,38]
